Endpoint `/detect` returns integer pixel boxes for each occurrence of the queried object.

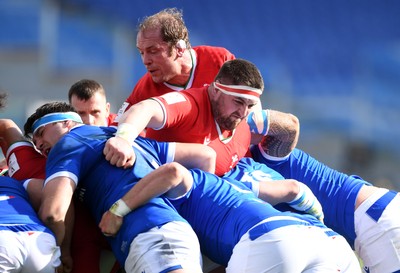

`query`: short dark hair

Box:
[215,59,264,90]
[24,101,76,137]
[68,79,105,102]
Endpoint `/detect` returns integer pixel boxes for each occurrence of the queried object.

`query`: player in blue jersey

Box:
[99,161,361,273]
[250,144,400,273]
[23,102,218,273]
[0,176,61,272]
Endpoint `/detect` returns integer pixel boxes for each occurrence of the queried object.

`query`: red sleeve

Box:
[7,142,46,180]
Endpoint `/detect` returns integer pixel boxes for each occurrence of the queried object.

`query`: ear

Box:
[176,46,185,57]
[175,39,186,57]
[64,120,74,129]
[105,102,111,115]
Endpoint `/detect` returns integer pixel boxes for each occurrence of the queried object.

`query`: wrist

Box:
[115,123,138,143]
[247,109,270,136]
[109,199,132,217]
[288,183,304,204]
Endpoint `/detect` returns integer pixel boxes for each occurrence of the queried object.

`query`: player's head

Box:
[136,8,191,84]
[68,79,110,126]
[210,59,264,131]
[24,102,82,157]
[0,92,7,110]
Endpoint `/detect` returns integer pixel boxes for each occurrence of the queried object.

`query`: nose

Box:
[80,114,90,125]
[142,53,152,66]
[88,115,95,126]
[237,105,249,119]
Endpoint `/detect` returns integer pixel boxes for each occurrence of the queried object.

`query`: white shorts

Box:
[0,229,60,273]
[355,188,400,273]
[226,217,360,273]
[124,221,202,273]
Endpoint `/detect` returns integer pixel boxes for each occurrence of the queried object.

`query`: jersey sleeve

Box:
[152,91,198,129]
[6,141,46,180]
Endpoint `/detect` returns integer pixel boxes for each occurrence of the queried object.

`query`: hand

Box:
[103,136,136,168]
[288,182,324,222]
[99,210,124,236]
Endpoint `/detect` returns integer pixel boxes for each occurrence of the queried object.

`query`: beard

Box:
[212,100,242,131]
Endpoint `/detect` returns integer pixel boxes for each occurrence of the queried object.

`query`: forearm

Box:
[39,177,75,246]
[0,119,25,155]
[116,99,163,142]
[258,179,299,205]
[100,163,192,236]
[114,162,190,214]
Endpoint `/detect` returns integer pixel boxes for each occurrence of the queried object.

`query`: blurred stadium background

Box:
[1,0,399,191]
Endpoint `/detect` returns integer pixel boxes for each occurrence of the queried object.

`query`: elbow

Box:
[165,162,187,187]
[286,179,301,201]
[39,207,64,228]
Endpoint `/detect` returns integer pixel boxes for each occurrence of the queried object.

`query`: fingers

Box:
[103,137,136,168]
[99,211,123,237]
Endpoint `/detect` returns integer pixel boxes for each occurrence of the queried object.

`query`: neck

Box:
[167,49,193,86]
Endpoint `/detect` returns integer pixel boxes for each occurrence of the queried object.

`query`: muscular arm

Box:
[39,177,75,246]
[99,162,193,236]
[257,179,299,205]
[258,178,324,221]
[174,143,216,174]
[251,110,299,157]
[0,119,25,155]
[103,99,164,167]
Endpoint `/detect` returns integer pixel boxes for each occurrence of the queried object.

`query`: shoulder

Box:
[193,46,235,63]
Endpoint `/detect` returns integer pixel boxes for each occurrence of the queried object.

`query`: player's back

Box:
[174,169,313,266]
[251,147,367,245]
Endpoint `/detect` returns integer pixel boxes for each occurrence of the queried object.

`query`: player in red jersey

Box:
[113,8,298,164]
[68,79,122,273]
[69,79,117,126]
[114,8,235,124]
[104,59,297,177]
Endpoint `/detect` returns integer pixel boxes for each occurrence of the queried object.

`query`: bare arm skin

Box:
[103,99,164,168]
[257,179,299,205]
[258,178,324,222]
[174,143,216,174]
[251,110,300,157]
[39,177,76,246]
[99,162,193,236]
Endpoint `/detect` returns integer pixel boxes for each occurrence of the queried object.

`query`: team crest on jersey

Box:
[161,92,187,105]
[203,134,211,145]
[6,153,20,177]
[229,154,239,169]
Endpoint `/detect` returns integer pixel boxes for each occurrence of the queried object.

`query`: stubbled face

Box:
[70,93,110,126]
[211,90,258,131]
[136,28,181,84]
[32,121,69,157]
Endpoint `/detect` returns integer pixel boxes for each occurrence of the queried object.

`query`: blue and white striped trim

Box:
[248,216,310,240]
[32,112,82,134]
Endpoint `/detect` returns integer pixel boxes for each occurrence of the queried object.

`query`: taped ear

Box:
[176,39,187,49]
